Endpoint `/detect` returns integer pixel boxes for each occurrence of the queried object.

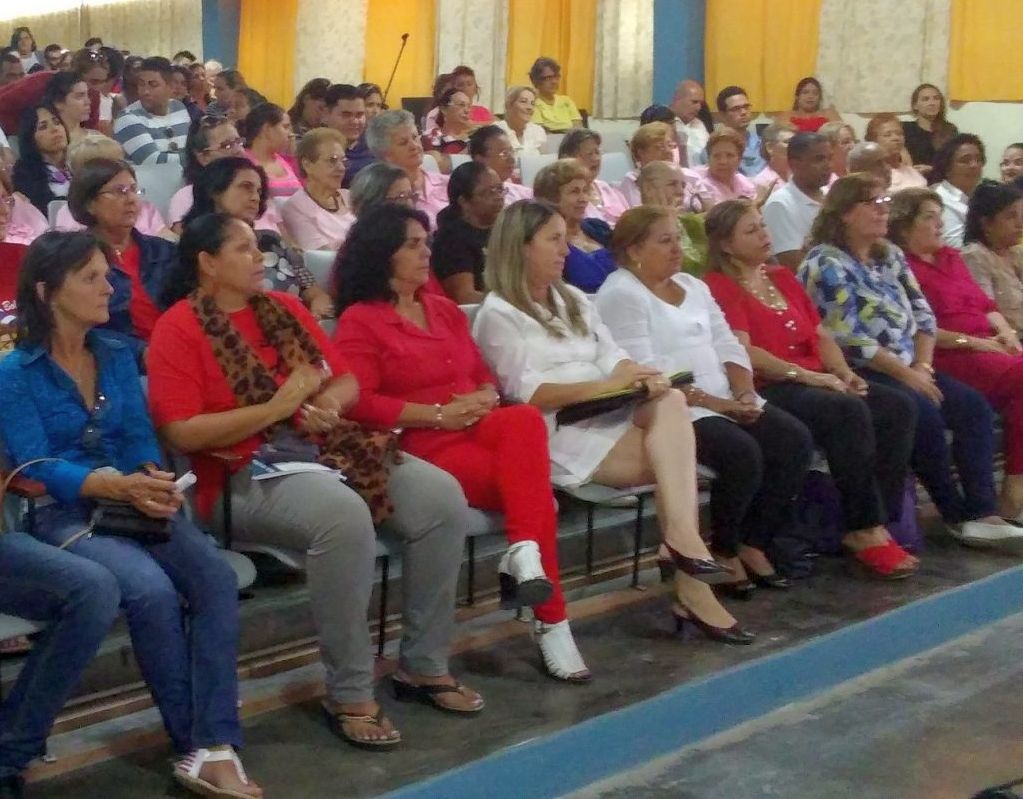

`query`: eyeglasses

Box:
[538,73,559,81]
[203,137,245,153]
[319,155,347,167]
[386,191,421,203]
[475,185,509,198]
[489,148,514,158]
[865,195,892,208]
[726,103,752,113]
[447,101,471,110]
[99,184,145,198]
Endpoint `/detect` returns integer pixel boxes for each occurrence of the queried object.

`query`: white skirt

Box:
[547,405,635,488]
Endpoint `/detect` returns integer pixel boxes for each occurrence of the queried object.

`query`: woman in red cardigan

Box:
[333,203,590,684]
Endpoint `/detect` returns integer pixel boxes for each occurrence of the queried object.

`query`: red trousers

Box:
[407,405,565,623]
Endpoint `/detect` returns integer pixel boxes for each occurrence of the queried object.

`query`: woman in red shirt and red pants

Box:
[334,203,590,684]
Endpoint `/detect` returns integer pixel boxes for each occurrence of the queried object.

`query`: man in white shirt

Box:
[762,132,831,269]
[670,80,709,167]
[113,56,190,165]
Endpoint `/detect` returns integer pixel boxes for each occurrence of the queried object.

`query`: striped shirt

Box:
[113,100,190,165]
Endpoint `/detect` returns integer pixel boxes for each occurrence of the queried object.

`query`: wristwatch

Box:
[954,334,969,347]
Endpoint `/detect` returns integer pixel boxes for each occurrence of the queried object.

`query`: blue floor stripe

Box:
[381,564,1023,799]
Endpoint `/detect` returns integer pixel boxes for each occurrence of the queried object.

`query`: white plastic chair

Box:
[47,200,66,229]
[449,153,472,170]
[303,249,335,292]
[134,162,185,220]
[421,153,440,174]
[518,153,557,189]
[540,133,565,156]
[598,152,632,185]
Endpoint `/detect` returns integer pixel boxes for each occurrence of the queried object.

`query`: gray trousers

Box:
[212,455,468,703]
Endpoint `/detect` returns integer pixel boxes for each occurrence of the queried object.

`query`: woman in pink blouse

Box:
[891,187,1023,522]
[1,170,46,245]
[281,128,355,251]
[694,128,757,209]
[865,114,926,194]
[752,123,795,197]
[244,102,302,198]
[558,128,630,224]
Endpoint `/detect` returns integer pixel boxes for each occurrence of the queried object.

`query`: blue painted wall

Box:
[201,0,240,67]
[653,0,706,105]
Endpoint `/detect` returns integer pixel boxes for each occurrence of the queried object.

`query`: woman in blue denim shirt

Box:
[799,173,1023,549]
[0,232,262,798]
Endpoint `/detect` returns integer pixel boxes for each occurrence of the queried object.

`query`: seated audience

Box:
[0,230,262,799]
[183,156,332,317]
[421,87,473,171]
[496,85,547,157]
[10,27,40,73]
[334,203,589,679]
[635,162,707,275]
[71,47,116,137]
[620,121,676,206]
[430,161,505,303]
[528,57,582,133]
[533,159,614,292]
[716,85,765,177]
[366,109,448,229]
[960,181,1023,333]
[670,79,712,167]
[703,198,919,577]
[930,133,985,248]
[752,122,795,196]
[68,157,177,346]
[474,200,752,644]
[422,72,454,131]
[55,133,169,237]
[777,77,840,133]
[451,66,493,122]
[150,212,481,747]
[288,77,329,137]
[113,57,190,165]
[357,82,384,120]
[558,128,628,224]
[324,84,373,188]
[847,141,892,186]
[694,128,757,209]
[1000,143,1023,184]
[818,120,856,183]
[761,132,831,269]
[281,128,355,251]
[469,124,532,202]
[597,207,813,594]
[902,83,957,170]
[799,173,1021,547]
[639,104,682,165]
[892,188,1023,521]
[864,114,926,193]
[0,52,25,86]
[187,62,210,113]
[349,161,416,216]
[231,87,267,131]
[1,168,47,245]
[12,103,70,216]
[42,71,91,144]
[244,102,301,197]
[169,65,201,123]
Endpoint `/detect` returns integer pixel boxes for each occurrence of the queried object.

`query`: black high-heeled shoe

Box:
[749,571,791,590]
[716,579,756,601]
[663,545,733,584]
[657,557,675,583]
[671,606,755,645]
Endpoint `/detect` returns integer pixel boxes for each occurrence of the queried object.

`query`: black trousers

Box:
[693,405,813,556]
[760,380,917,531]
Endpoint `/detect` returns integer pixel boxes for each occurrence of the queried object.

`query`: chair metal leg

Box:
[466,537,476,606]
[376,556,389,659]
[222,463,233,550]
[585,504,595,575]
[632,496,645,588]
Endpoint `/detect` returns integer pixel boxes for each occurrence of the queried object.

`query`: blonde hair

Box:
[705,127,745,158]
[532,158,590,203]
[704,198,758,278]
[505,85,536,108]
[484,199,588,338]
[818,121,856,147]
[295,127,347,179]
[629,121,672,165]
[610,206,674,268]
[67,133,123,174]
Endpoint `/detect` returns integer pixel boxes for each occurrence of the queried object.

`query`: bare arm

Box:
[441,273,484,305]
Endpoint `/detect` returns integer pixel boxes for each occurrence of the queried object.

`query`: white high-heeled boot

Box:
[535,620,591,683]
[497,540,553,609]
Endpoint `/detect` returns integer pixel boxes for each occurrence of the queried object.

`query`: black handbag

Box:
[91,499,172,545]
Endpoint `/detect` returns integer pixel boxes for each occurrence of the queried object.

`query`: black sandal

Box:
[390,677,484,715]
[321,702,401,749]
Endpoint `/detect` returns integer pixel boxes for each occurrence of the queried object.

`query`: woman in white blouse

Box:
[930,133,984,249]
[474,200,753,645]
[496,86,547,157]
[595,207,813,600]
[281,128,356,251]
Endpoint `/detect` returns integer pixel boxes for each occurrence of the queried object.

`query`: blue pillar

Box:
[653,0,706,105]
[202,0,241,67]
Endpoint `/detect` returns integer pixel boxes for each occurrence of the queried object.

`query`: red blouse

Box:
[905,246,996,338]
[705,266,824,374]
[114,241,162,341]
[147,291,350,517]
[334,293,495,459]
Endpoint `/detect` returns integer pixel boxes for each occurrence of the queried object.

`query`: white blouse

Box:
[935,180,968,249]
[473,286,634,487]
[495,120,547,157]
[594,269,757,423]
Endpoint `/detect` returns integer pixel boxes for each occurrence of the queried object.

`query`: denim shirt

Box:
[0,331,162,505]
[103,229,178,349]
[740,128,767,178]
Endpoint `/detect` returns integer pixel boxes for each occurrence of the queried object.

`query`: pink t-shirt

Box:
[415,169,450,231]
[753,166,787,195]
[280,188,355,251]
[6,196,47,245]
[504,181,533,203]
[246,151,302,198]
[585,179,629,224]
[694,166,757,205]
[55,199,167,236]
[167,184,283,233]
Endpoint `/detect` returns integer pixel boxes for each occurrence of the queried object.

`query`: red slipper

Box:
[847,542,916,580]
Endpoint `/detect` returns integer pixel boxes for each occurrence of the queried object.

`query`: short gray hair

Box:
[366,109,417,158]
[349,161,408,216]
[848,141,885,171]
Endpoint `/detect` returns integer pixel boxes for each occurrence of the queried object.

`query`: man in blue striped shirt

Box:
[113,57,190,165]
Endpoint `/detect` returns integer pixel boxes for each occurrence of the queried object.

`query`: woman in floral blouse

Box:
[798,173,1023,549]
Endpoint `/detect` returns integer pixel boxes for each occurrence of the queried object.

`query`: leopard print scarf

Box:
[189,290,399,524]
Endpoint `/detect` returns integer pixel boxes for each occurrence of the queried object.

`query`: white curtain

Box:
[293,0,368,93]
[816,0,950,113]
[592,0,653,119]
[2,0,201,59]
[434,0,508,113]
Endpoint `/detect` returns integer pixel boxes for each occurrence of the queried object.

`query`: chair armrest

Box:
[6,475,46,499]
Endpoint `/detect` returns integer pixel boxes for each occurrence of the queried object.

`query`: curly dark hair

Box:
[333,204,431,314]
[929,132,985,187]
[182,156,268,228]
[162,212,240,306]
[964,180,1023,247]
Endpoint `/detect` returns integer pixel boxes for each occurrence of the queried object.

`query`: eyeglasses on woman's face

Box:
[98,184,145,199]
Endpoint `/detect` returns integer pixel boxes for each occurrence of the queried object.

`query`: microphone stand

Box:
[382,33,410,106]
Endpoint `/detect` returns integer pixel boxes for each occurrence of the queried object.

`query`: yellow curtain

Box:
[238,0,298,107]
[705,0,821,113]
[950,0,1023,101]
[364,0,437,106]
[506,0,596,112]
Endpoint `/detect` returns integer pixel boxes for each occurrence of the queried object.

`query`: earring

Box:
[635,261,642,272]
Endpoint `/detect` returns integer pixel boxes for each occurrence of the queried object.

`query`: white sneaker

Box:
[498,541,553,609]
[955,520,1023,551]
[535,620,591,683]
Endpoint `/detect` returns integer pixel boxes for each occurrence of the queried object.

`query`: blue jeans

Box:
[33,505,242,752]
[0,533,119,777]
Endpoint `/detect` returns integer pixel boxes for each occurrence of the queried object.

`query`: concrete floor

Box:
[569,612,1023,799]
[25,532,1023,799]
